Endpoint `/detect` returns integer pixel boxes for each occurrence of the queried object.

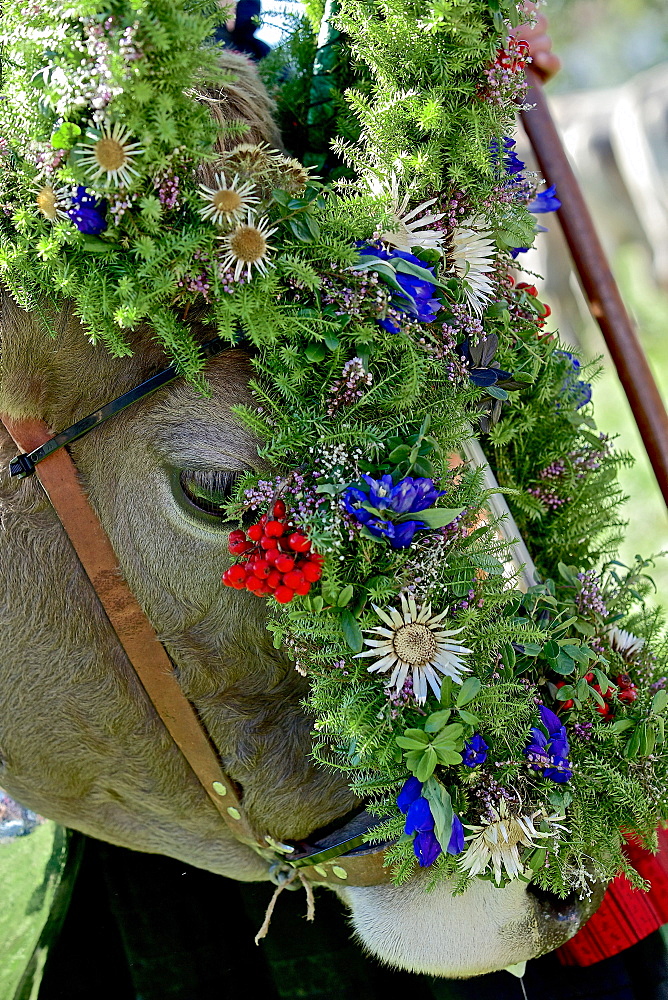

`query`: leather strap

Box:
[1,414,396,886]
[1,415,263,850]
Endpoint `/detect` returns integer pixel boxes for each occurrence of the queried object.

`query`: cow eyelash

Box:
[179,469,244,519]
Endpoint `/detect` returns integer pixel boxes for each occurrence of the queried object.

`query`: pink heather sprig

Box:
[154,169,180,210]
[326,357,373,416]
[576,569,608,617]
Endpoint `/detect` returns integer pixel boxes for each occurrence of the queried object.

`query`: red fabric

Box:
[557,828,668,966]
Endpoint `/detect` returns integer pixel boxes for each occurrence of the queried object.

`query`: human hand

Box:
[513,2,561,81]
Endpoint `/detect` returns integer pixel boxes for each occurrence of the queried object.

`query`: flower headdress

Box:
[1,0,666,898]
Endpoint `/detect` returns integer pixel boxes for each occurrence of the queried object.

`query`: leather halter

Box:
[0,356,394,887]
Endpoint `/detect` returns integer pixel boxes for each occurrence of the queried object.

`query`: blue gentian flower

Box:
[397,776,423,813]
[343,474,446,549]
[447,813,465,854]
[357,244,441,331]
[462,733,488,767]
[398,778,466,866]
[68,186,107,235]
[524,704,573,783]
[554,351,592,409]
[490,137,526,177]
[528,185,561,214]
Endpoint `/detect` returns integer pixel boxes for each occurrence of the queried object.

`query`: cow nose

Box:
[526,879,606,951]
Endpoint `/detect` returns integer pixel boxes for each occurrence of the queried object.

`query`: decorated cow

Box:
[0,0,666,989]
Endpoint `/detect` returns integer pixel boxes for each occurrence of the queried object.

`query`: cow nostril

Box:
[526,882,582,921]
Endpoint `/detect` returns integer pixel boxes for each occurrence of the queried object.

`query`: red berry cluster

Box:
[557,672,638,717]
[493,37,530,73]
[221,500,323,605]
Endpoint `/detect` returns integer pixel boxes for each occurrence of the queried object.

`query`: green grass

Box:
[0,822,70,1000]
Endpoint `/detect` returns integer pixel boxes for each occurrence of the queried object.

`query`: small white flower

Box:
[80,122,144,187]
[460,799,563,884]
[354,594,471,704]
[198,172,259,227]
[218,210,277,281]
[606,626,645,663]
[366,169,446,253]
[449,219,496,316]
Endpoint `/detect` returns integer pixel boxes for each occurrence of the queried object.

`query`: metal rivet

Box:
[212,781,227,796]
[313,865,328,877]
[332,865,348,879]
[227,807,241,820]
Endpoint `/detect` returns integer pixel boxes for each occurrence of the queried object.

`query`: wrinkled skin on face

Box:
[0,54,601,979]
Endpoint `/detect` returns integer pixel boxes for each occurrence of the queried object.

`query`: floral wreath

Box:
[1,0,667,897]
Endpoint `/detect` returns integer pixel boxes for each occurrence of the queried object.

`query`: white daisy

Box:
[606,626,645,663]
[449,219,496,316]
[34,182,69,221]
[460,800,562,885]
[367,169,446,253]
[198,172,259,227]
[354,594,471,704]
[218,210,277,281]
[79,122,144,187]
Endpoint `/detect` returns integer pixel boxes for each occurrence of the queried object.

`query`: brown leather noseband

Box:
[0,347,393,887]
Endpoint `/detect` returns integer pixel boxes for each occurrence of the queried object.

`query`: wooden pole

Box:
[520,67,668,509]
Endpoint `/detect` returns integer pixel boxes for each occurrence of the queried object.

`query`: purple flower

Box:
[343,474,446,549]
[462,733,488,767]
[357,245,441,330]
[68,186,107,235]
[528,185,561,214]
[524,705,572,783]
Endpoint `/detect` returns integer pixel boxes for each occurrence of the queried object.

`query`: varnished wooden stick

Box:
[520,67,668,509]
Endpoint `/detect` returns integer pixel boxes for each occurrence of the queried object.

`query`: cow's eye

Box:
[178,469,243,518]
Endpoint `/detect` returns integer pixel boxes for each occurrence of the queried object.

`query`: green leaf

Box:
[337,585,354,608]
[422,779,453,850]
[324,333,340,350]
[593,669,614,695]
[305,342,327,363]
[610,719,634,734]
[401,729,430,745]
[440,677,453,707]
[557,563,581,586]
[388,444,412,462]
[407,506,465,529]
[433,747,463,766]
[486,385,508,401]
[561,645,594,664]
[624,728,642,758]
[456,676,481,707]
[416,745,438,782]
[555,685,576,701]
[340,610,363,653]
[431,724,464,748]
[457,709,482,727]
[79,236,116,254]
[424,710,451,733]
[51,121,81,148]
[396,735,430,750]
[652,690,668,715]
[552,651,576,676]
